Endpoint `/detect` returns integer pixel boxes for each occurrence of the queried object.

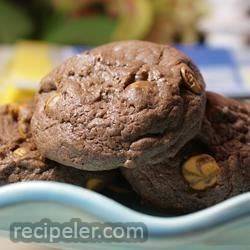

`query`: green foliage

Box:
[0,0,33,43]
[44,15,117,45]
[0,0,206,45]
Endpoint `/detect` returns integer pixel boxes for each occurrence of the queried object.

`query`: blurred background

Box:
[0,0,250,104]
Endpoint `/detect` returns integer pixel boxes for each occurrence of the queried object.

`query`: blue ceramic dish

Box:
[0,181,249,249]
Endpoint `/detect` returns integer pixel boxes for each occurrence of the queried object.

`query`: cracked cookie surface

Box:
[122,92,250,213]
[0,103,116,188]
[31,41,206,171]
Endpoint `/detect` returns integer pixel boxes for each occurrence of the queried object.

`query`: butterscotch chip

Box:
[127,81,151,90]
[125,81,157,97]
[182,154,220,190]
[124,81,158,110]
[44,93,60,114]
[86,178,104,191]
[18,122,28,139]
[13,147,28,158]
[181,65,203,94]
[18,126,26,138]
[124,160,135,169]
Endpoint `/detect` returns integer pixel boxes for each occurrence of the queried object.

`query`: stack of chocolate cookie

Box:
[1,41,249,213]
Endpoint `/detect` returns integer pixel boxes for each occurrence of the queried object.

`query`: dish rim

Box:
[0,181,249,238]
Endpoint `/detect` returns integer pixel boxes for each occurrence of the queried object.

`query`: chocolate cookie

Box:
[0,103,116,189]
[122,92,250,213]
[31,41,206,171]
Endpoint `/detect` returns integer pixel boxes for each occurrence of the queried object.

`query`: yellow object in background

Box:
[9,41,52,88]
[0,41,54,104]
[1,84,35,104]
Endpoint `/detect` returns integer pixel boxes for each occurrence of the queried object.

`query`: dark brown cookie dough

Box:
[0,103,116,189]
[122,92,250,213]
[31,41,206,171]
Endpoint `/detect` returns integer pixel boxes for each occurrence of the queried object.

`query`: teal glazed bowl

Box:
[0,181,249,249]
